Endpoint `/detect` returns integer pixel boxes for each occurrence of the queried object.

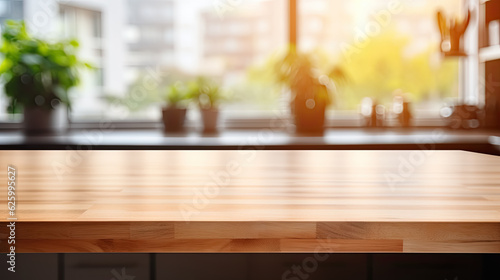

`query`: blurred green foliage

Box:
[187,77,228,110]
[0,20,91,113]
[106,73,229,111]
[165,82,193,108]
[249,29,458,110]
[272,46,347,106]
[336,29,458,109]
[105,70,194,112]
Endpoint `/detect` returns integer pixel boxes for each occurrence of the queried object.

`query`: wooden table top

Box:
[1,150,500,253]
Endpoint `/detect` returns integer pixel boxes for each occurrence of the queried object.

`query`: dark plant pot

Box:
[23,106,67,135]
[201,109,219,132]
[162,107,187,132]
[293,96,326,133]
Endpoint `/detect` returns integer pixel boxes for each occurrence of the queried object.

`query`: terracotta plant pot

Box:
[201,109,219,132]
[293,95,326,133]
[162,107,187,132]
[23,106,67,135]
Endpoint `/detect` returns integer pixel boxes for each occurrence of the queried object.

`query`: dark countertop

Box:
[1,128,500,154]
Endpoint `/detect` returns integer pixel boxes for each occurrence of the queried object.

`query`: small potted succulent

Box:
[275,48,346,133]
[162,82,192,132]
[0,20,90,134]
[189,77,226,132]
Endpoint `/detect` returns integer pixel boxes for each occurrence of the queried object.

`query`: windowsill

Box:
[0,127,499,154]
[0,115,449,130]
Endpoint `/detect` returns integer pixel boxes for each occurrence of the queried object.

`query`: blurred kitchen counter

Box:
[0,128,499,154]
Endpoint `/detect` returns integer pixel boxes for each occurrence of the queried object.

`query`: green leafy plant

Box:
[0,20,91,113]
[165,82,193,108]
[187,77,227,110]
[274,48,347,107]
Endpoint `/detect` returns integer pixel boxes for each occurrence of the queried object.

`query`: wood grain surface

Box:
[1,150,499,253]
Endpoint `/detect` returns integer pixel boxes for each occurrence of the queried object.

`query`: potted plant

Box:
[189,77,226,132]
[162,82,192,132]
[275,49,346,133]
[0,20,90,134]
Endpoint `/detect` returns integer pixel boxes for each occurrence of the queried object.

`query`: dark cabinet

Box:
[1,253,498,280]
[0,253,58,280]
[155,254,248,280]
[249,254,367,280]
[64,253,150,280]
[372,254,483,280]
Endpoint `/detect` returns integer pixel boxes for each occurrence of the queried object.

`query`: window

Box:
[92,12,102,38]
[298,0,462,121]
[0,0,469,126]
[0,1,10,17]
[0,0,23,122]
[62,0,287,121]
